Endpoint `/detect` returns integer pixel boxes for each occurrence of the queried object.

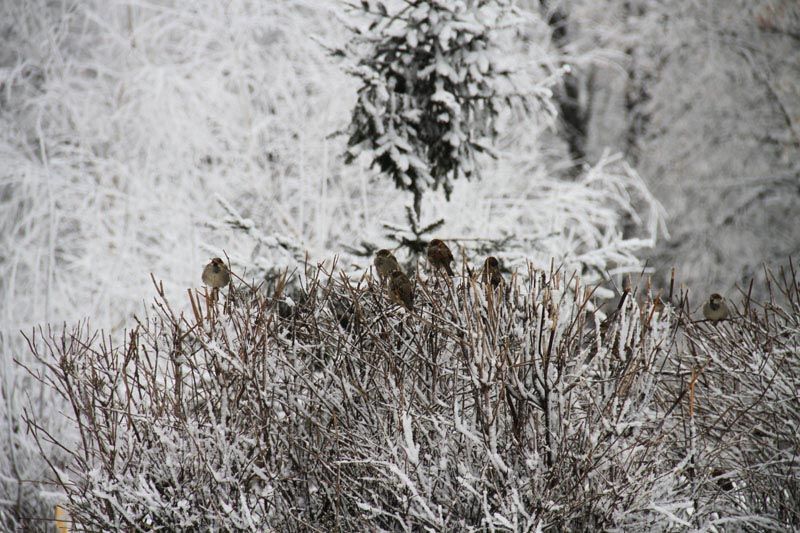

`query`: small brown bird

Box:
[702,293,729,322]
[482,256,502,288]
[388,270,414,311]
[374,249,401,283]
[202,257,230,288]
[652,296,665,314]
[427,239,454,276]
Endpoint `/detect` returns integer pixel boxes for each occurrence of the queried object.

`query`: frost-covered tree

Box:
[549,0,800,292]
[341,0,548,217]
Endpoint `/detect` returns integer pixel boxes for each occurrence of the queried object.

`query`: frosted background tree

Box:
[333,0,663,268]
[542,0,800,292]
[341,0,547,217]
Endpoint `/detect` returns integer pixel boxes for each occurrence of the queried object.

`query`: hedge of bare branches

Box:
[22,263,800,531]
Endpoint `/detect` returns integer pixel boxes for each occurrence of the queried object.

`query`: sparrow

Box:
[652,296,665,314]
[702,293,729,322]
[427,239,454,276]
[388,270,414,311]
[374,249,401,283]
[482,256,502,288]
[202,257,230,288]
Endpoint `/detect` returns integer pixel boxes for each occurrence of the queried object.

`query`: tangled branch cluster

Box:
[22,263,800,530]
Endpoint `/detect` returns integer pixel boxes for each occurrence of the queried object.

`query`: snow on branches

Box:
[340,0,553,215]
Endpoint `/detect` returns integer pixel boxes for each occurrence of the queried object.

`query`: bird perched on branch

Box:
[202,257,230,288]
[388,270,414,311]
[374,249,401,283]
[702,293,729,322]
[482,256,502,288]
[427,239,454,276]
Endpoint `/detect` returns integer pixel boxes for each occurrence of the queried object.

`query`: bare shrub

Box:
[21,262,800,530]
[665,264,800,530]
